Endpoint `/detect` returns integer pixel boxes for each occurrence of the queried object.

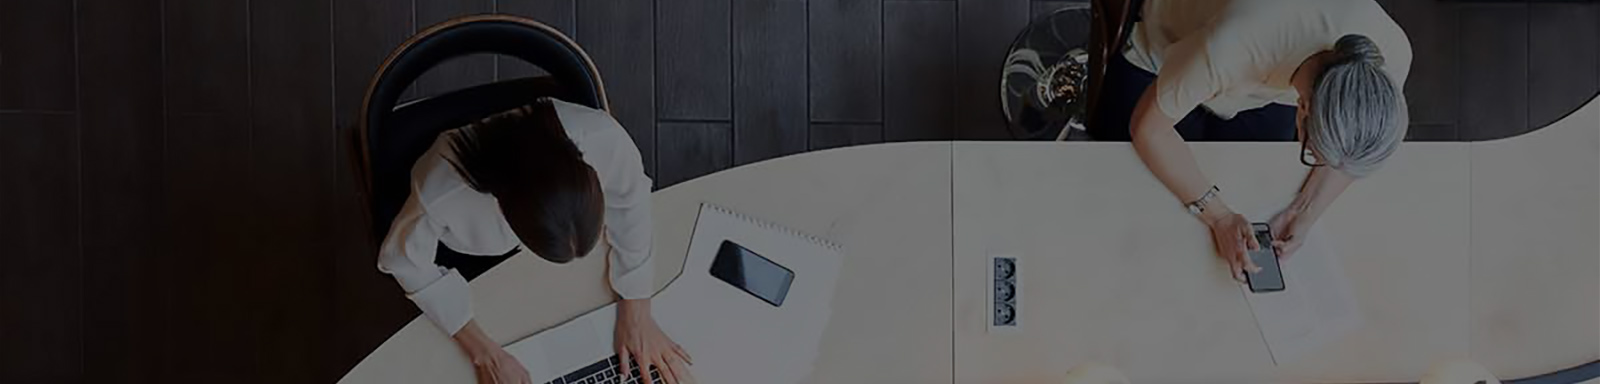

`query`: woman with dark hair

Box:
[378,98,690,384]
[1092,0,1412,281]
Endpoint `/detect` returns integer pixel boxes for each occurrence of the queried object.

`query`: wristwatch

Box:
[1186,185,1221,216]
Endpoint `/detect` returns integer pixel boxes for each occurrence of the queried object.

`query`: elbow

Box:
[1128,110,1179,146]
[1127,110,1158,143]
[374,242,408,275]
[1128,120,1154,146]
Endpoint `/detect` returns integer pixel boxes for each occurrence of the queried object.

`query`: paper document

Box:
[1241,225,1363,365]
[651,204,844,384]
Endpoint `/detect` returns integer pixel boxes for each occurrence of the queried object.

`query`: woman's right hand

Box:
[1202,208,1262,283]
[455,321,532,384]
[467,345,532,384]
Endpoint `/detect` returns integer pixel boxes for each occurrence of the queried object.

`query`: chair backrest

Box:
[358,14,608,240]
[1086,0,1140,130]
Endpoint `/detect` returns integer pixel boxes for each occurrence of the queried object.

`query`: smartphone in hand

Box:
[1246,223,1285,293]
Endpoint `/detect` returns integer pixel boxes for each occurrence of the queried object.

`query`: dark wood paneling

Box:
[328,214,411,379]
[161,1,252,380]
[330,1,418,371]
[1030,1,1087,19]
[809,0,883,123]
[1379,0,1459,131]
[657,0,732,121]
[1458,4,1528,141]
[656,121,732,187]
[0,0,76,111]
[333,0,415,130]
[0,114,82,383]
[164,0,249,115]
[885,1,957,142]
[330,2,419,375]
[413,0,497,99]
[810,122,883,151]
[956,0,1029,139]
[498,0,577,79]
[329,8,416,362]
[1406,123,1457,143]
[1529,2,1599,130]
[251,0,338,380]
[163,113,253,381]
[76,0,166,380]
[732,0,808,165]
[1,115,4,367]
[578,0,657,177]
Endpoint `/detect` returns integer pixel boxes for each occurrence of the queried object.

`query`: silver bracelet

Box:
[1186,185,1221,216]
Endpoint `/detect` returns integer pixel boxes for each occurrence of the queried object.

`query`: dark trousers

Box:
[1089,53,1298,142]
[436,244,519,281]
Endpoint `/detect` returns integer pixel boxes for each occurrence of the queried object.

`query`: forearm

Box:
[1287,166,1354,223]
[452,320,500,360]
[617,297,651,320]
[1129,85,1220,216]
[1133,124,1214,205]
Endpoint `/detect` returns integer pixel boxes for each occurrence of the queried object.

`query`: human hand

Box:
[1203,208,1262,283]
[468,346,532,384]
[615,299,694,384]
[454,321,532,384]
[1267,207,1311,259]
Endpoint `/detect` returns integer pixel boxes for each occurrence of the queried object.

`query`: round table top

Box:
[340,98,1599,383]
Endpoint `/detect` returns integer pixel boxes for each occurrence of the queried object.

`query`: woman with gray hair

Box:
[1090,0,1411,281]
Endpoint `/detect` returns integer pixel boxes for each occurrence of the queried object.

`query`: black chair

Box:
[358,14,609,243]
[1086,0,1142,132]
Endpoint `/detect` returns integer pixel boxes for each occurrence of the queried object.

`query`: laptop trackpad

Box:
[508,304,617,378]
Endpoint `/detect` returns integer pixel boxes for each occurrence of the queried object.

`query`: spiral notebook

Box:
[651,204,845,384]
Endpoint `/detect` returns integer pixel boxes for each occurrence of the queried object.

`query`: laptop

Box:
[505,304,663,384]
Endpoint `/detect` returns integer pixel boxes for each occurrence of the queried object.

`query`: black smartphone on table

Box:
[710,240,795,306]
[1246,223,1285,293]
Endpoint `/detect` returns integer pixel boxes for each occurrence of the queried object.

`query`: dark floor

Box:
[0,0,1596,382]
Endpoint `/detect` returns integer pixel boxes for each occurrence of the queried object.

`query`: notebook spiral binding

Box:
[702,203,843,253]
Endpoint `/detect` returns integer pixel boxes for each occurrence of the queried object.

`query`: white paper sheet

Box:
[1241,225,1364,365]
[651,204,845,384]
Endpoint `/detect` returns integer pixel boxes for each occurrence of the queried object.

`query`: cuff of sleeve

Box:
[408,269,474,336]
[610,251,656,300]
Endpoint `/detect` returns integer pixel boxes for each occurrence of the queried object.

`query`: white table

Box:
[341,99,1597,383]
[342,142,956,383]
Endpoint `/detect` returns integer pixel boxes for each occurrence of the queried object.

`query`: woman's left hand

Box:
[615,299,694,384]
[1268,207,1312,259]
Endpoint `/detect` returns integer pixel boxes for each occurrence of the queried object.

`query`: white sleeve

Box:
[599,129,657,300]
[1152,28,1229,120]
[556,99,657,299]
[377,189,475,335]
[585,128,659,300]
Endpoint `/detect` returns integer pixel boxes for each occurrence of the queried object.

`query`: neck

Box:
[1292,51,1331,97]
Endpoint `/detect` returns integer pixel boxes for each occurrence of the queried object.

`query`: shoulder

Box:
[550,99,644,167]
[550,99,632,142]
[410,130,482,211]
[548,99,652,194]
[408,130,517,246]
[1329,0,1413,84]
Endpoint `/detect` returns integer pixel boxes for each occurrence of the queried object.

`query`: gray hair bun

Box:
[1307,33,1407,178]
[1334,34,1384,67]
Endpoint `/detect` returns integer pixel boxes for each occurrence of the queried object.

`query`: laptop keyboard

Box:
[543,355,663,384]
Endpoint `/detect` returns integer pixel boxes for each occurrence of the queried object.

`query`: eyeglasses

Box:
[1300,140,1327,167]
